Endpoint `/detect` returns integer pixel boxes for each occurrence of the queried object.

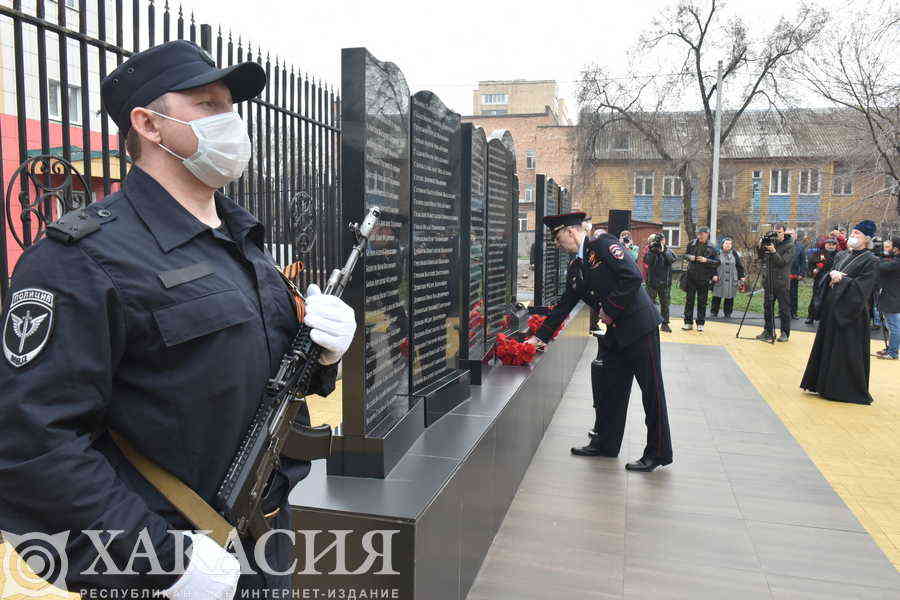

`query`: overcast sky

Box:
[182,0,862,120]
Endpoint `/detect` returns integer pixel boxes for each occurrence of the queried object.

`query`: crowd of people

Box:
[605,223,898,357]
[585,220,898,406]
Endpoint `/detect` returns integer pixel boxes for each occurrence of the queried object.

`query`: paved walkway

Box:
[468,327,900,599]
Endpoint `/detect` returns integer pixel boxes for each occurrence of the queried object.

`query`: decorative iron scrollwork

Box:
[4,155,91,250]
[289,190,317,254]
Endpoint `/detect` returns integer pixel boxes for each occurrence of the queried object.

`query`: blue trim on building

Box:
[632,195,653,220]
[796,194,821,222]
[662,195,683,221]
[768,195,791,222]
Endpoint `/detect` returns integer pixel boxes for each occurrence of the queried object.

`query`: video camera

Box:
[757,231,779,259]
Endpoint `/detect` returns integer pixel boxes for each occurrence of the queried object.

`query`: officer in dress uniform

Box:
[526,212,673,471]
[0,40,357,598]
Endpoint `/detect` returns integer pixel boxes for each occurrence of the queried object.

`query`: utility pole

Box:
[710,59,723,242]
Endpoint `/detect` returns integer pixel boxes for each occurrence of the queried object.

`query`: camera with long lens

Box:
[757,231,779,259]
[648,233,664,251]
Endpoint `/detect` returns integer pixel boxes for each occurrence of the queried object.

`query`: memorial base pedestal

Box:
[291,306,588,599]
[414,369,471,427]
[326,399,425,478]
[458,357,493,386]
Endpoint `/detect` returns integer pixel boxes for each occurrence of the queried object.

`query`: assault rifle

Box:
[214,206,380,539]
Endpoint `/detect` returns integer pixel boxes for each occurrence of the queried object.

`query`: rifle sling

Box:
[109,429,236,548]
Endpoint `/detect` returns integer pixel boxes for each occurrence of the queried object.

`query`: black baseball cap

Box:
[101,40,266,137]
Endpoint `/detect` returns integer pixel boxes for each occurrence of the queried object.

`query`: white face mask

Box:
[848,235,863,249]
[149,109,252,188]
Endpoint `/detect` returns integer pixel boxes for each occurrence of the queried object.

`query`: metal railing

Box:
[1,0,341,300]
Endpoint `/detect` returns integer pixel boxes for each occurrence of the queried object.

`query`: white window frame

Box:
[663,225,681,247]
[482,93,508,105]
[752,170,762,179]
[524,184,534,203]
[518,217,528,232]
[718,177,734,201]
[799,168,820,194]
[770,169,789,195]
[663,175,682,197]
[48,78,82,124]
[833,165,853,196]
[525,150,536,170]
[634,171,654,196]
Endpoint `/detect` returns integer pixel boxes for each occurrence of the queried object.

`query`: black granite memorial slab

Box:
[330,47,422,477]
[557,186,573,299]
[484,131,517,350]
[459,125,491,384]
[534,174,560,307]
[409,90,470,426]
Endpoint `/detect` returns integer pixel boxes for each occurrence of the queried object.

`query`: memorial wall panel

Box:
[484,137,515,345]
[557,187,573,299]
[534,174,560,307]
[409,91,462,392]
[460,125,487,361]
[340,47,413,437]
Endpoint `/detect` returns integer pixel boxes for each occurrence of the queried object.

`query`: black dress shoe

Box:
[625,457,671,472]
[571,445,618,457]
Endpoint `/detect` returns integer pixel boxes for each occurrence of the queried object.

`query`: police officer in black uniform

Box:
[526,212,673,472]
[0,41,356,598]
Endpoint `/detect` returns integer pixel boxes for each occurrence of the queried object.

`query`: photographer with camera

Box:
[619,230,640,261]
[643,232,677,332]
[681,226,720,332]
[756,224,794,342]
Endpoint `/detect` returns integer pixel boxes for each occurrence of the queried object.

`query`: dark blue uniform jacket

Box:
[536,234,660,348]
[0,166,337,593]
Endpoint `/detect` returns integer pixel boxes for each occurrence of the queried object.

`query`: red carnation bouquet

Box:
[526,305,567,340]
[494,333,538,366]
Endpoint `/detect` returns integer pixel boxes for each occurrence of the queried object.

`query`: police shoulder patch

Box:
[3,288,55,368]
[609,243,625,260]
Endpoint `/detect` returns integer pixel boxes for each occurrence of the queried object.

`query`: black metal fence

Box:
[0,0,341,300]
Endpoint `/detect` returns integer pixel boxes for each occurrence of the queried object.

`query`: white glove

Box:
[304,284,357,365]
[161,532,240,600]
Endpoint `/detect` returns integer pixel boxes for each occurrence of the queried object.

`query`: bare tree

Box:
[793,1,900,216]
[577,0,827,239]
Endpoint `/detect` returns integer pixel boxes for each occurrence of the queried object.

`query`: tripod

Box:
[736,251,775,344]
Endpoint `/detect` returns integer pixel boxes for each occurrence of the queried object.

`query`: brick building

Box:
[463,80,577,256]
[578,109,899,250]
